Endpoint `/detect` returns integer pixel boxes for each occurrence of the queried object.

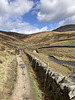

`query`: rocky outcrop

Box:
[24,51,75,100]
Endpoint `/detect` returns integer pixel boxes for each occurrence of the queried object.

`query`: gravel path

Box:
[9,54,35,100]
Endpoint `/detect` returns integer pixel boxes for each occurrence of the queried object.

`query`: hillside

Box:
[22,25,75,62]
[22,25,75,83]
[23,31,75,49]
[0,24,75,100]
[53,24,75,32]
[0,30,28,100]
[0,31,26,49]
[1,25,74,63]
[0,32,18,100]
[0,31,28,39]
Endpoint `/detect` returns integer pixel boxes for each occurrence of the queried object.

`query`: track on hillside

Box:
[9,54,35,100]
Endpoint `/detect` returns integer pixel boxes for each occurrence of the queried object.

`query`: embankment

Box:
[24,51,75,100]
[0,49,17,100]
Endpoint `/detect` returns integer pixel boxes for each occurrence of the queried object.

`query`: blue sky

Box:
[0,0,75,34]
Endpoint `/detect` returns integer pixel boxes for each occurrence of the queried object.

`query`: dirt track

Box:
[9,54,35,100]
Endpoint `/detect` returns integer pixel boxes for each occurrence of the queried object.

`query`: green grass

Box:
[26,64,41,100]
[25,50,70,76]
[21,52,41,100]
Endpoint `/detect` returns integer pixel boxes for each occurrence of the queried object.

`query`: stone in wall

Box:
[25,52,75,100]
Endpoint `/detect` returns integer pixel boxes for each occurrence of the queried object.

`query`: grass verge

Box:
[21,51,42,100]
[0,50,17,100]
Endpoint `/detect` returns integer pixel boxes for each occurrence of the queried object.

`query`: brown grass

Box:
[0,49,17,100]
[38,47,75,61]
[25,50,70,76]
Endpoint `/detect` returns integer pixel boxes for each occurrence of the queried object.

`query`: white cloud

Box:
[58,15,75,27]
[0,0,43,34]
[37,0,75,22]
[1,0,75,34]
[0,0,48,34]
[11,23,48,34]
[0,20,48,34]
[0,0,34,24]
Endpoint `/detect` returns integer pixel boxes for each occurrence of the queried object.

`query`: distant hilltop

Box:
[53,24,75,32]
[0,31,28,39]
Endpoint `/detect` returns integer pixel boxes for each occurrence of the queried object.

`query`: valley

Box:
[0,25,75,100]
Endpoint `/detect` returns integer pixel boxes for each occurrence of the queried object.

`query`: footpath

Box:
[9,54,35,100]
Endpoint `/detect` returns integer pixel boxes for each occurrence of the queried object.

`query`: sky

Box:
[0,0,75,34]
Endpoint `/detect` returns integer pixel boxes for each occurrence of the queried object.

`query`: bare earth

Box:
[9,54,35,100]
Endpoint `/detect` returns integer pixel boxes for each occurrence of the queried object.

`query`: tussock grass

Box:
[62,64,75,72]
[25,50,70,76]
[38,47,75,61]
[73,74,75,78]
[24,31,75,48]
[0,49,17,100]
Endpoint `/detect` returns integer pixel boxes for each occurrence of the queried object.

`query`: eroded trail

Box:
[9,54,35,100]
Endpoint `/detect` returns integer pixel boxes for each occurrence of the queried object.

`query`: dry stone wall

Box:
[25,51,75,100]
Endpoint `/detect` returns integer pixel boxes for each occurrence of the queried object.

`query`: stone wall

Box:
[25,51,75,100]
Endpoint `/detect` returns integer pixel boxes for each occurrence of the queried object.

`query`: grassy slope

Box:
[22,31,75,48]
[0,31,31,100]
[0,26,75,99]
[22,31,75,60]
[0,31,28,39]
[22,30,75,77]
[0,47,17,100]
[25,50,70,76]
[0,32,22,100]
[53,24,75,32]
[0,32,26,49]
